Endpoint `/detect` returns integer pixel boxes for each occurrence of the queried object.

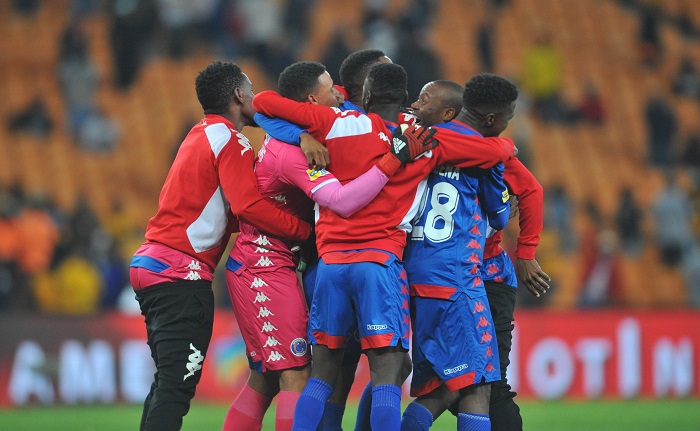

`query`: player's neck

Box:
[369,104,401,123]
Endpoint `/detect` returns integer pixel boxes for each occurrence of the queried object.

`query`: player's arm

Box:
[253,90,371,142]
[254,113,330,169]
[217,137,311,241]
[432,126,514,169]
[479,163,511,232]
[278,141,404,218]
[504,157,550,297]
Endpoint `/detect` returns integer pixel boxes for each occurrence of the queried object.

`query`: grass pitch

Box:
[1,399,699,430]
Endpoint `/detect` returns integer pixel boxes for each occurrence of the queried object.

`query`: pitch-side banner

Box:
[0,309,698,406]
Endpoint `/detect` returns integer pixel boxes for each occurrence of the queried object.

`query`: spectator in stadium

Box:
[221,61,412,431]
[644,90,678,168]
[615,186,645,257]
[128,61,311,431]
[545,183,577,254]
[651,170,693,267]
[672,55,700,100]
[253,62,514,430]
[637,2,662,68]
[7,97,53,138]
[404,75,547,431]
[578,228,623,308]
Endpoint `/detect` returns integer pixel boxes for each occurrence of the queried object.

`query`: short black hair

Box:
[463,73,518,112]
[339,49,386,99]
[278,61,327,102]
[365,62,407,103]
[195,61,245,115]
[432,80,464,114]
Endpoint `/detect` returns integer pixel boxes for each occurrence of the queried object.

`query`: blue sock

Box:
[354,382,372,431]
[457,412,491,431]
[370,384,402,429]
[401,402,433,431]
[319,401,345,431]
[292,378,333,431]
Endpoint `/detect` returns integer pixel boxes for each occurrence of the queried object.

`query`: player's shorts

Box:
[482,249,517,287]
[130,242,214,289]
[308,251,410,351]
[410,291,501,397]
[226,257,311,373]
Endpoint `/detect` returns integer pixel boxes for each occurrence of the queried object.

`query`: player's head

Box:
[339,49,392,104]
[362,62,408,113]
[410,80,464,127]
[278,61,342,107]
[195,61,255,126]
[461,73,518,137]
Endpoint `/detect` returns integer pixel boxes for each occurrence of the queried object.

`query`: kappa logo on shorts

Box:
[250,277,269,289]
[264,336,281,347]
[443,363,469,375]
[366,324,388,331]
[290,338,307,357]
[267,351,286,362]
[254,292,271,303]
[261,321,278,332]
[257,307,274,318]
[253,235,273,246]
[186,260,202,270]
[255,256,274,267]
[184,271,201,280]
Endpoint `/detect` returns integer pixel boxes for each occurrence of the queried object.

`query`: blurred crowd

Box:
[4,0,700,313]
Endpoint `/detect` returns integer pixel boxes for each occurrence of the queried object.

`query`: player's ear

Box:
[307,93,318,105]
[442,107,456,122]
[485,112,496,127]
[233,87,244,105]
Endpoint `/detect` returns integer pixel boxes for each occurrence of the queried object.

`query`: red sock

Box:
[222,384,272,431]
[275,391,301,431]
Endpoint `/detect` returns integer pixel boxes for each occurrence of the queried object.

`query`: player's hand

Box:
[516,258,551,298]
[300,132,330,169]
[391,124,439,164]
[509,195,519,219]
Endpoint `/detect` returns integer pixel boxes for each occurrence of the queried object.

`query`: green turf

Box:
[0,399,699,430]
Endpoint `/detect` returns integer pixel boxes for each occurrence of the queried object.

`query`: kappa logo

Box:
[378,132,389,143]
[477,316,490,328]
[255,247,270,253]
[186,260,202,270]
[237,132,253,155]
[444,363,469,375]
[469,225,482,236]
[263,336,281,347]
[257,307,274,318]
[481,332,493,343]
[473,302,486,313]
[467,239,482,250]
[184,271,201,280]
[183,343,204,381]
[261,321,278,332]
[253,235,272,246]
[469,266,480,275]
[486,263,499,275]
[366,324,388,331]
[254,292,271,303]
[250,277,269,289]
[290,338,307,357]
[255,256,274,267]
[267,351,287,362]
[466,253,481,264]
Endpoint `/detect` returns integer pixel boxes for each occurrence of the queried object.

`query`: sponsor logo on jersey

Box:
[237,132,253,155]
[254,292,271,303]
[267,351,287,362]
[255,256,274,267]
[261,321,278,332]
[502,189,510,203]
[290,338,308,356]
[444,363,469,375]
[184,271,201,280]
[306,169,330,181]
[257,307,274,318]
[186,260,202,270]
[250,277,269,289]
[366,324,388,331]
[263,336,281,347]
[183,343,204,381]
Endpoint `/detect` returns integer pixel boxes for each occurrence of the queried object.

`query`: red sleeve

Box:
[217,135,310,241]
[503,157,543,259]
[253,90,348,141]
[432,127,514,169]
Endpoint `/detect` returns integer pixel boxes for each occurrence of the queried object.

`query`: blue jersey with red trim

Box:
[404,122,510,301]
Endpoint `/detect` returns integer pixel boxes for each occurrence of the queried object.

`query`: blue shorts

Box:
[482,249,517,287]
[410,291,501,397]
[308,252,410,351]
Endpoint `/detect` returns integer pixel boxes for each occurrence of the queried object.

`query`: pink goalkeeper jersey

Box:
[229,136,340,270]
